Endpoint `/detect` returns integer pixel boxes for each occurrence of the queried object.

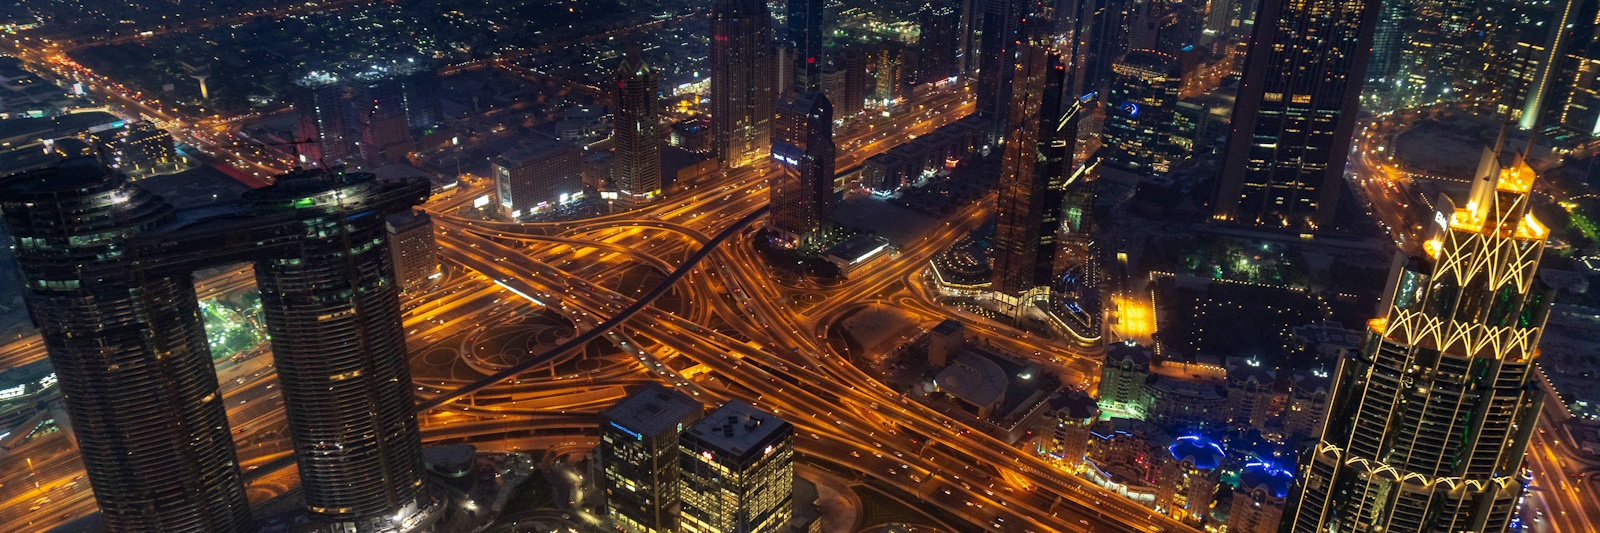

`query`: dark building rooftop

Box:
[603,383,704,439]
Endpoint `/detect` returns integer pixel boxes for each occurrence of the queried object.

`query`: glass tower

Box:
[991,8,1077,302]
[678,401,794,533]
[612,46,663,203]
[786,0,823,94]
[1211,0,1380,232]
[770,92,836,248]
[1104,50,1181,175]
[1,159,255,533]
[1284,150,1552,533]
[598,383,705,533]
[710,0,775,169]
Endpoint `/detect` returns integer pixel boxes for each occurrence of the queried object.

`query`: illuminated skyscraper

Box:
[991,9,1077,305]
[0,160,434,532]
[678,401,794,533]
[769,92,836,248]
[1211,0,1379,232]
[612,46,663,203]
[873,43,907,104]
[786,0,823,93]
[1104,50,1180,174]
[1395,0,1487,106]
[1283,150,1552,533]
[711,0,775,169]
[599,383,706,533]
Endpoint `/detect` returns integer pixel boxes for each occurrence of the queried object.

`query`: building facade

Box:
[493,141,585,220]
[599,383,706,533]
[1104,50,1181,175]
[679,401,795,533]
[386,209,439,291]
[710,0,776,169]
[1039,389,1100,471]
[769,92,837,248]
[976,0,1027,143]
[1283,151,1552,533]
[990,15,1077,306]
[0,160,433,532]
[1211,0,1379,232]
[918,1,962,84]
[1230,463,1293,533]
[612,47,663,204]
[786,0,824,93]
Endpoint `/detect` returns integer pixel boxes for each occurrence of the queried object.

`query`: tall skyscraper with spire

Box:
[786,0,823,94]
[0,160,434,533]
[1211,0,1380,232]
[770,91,836,248]
[711,0,775,169]
[990,5,1076,307]
[612,45,663,204]
[1283,147,1552,533]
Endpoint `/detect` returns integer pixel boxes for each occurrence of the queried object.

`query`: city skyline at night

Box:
[0,0,1596,532]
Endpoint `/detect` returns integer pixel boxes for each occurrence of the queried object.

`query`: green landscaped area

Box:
[200,291,267,361]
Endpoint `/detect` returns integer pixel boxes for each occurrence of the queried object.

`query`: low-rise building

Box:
[822,234,892,279]
[1284,367,1333,441]
[1227,462,1293,533]
[1038,389,1100,472]
[1099,342,1152,417]
[1144,374,1230,434]
[493,141,584,220]
[1226,358,1278,431]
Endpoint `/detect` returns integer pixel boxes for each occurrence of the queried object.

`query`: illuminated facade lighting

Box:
[1284,150,1553,533]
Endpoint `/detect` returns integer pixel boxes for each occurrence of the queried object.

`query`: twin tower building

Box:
[0,159,435,532]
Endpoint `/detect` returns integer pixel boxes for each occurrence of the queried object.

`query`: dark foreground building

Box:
[0,159,433,532]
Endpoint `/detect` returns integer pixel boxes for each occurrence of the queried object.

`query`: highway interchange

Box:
[1,12,1596,533]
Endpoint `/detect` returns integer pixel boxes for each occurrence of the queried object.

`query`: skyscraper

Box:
[293,60,441,169]
[1211,0,1379,232]
[599,383,706,533]
[711,0,776,169]
[786,0,823,94]
[0,160,433,532]
[918,1,962,84]
[1510,0,1589,130]
[1104,50,1181,174]
[977,0,1026,143]
[1395,0,1487,106]
[678,400,795,533]
[990,8,1076,306]
[1059,0,1125,99]
[769,92,836,248]
[612,46,663,203]
[873,43,907,104]
[1364,0,1408,107]
[837,47,869,118]
[1283,150,1552,533]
